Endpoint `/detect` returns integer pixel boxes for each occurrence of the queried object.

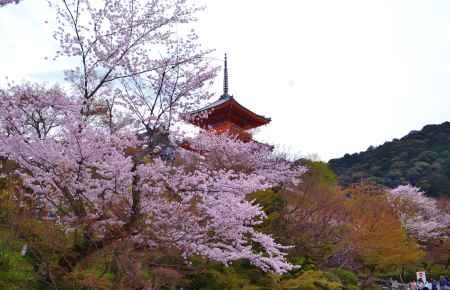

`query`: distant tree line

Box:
[329,122,450,197]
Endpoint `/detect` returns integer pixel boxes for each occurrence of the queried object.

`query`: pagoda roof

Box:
[185,54,271,131]
[186,94,271,130]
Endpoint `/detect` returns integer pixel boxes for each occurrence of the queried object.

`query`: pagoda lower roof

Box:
[186,95,271,130]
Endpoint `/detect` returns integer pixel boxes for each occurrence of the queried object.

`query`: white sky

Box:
[1,0,450,160]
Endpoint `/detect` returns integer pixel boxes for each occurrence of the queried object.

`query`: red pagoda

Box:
[186,54,271,141]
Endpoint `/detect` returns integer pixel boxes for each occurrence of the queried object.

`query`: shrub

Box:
[277,270,343,290]
[0,247,38,290]
[329,268,359,290]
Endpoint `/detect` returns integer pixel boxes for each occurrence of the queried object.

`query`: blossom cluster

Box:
[0,91,304,273]
[389,185,450,241]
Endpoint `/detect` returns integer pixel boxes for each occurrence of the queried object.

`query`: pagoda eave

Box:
[186,96,270,130]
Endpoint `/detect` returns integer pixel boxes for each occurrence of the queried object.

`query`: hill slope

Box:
[329,122,450,197]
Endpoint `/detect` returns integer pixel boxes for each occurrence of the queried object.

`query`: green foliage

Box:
[329,122,450,197]
[0,231,38,290]
[0,250,38,290]
[277,270,344,290]
[249,189,286,237]
[250,190,286,215]
[0,188,39,289]
[186,269,260,290]
[329,268,359,290]
[299,160,338,187]
[185,260,275,290]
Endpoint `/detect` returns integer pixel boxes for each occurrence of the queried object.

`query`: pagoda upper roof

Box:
[186,94,271,130]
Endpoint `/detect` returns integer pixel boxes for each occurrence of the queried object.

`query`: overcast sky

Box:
[1,0,450,160]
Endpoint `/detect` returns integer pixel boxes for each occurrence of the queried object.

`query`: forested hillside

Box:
[329,122,450,197]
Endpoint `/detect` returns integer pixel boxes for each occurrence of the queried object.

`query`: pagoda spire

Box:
[185,52,271,136]
[223,53,229,96]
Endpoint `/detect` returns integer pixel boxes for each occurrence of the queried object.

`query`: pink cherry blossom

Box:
[389,185,450,241]
[0,0,305,274]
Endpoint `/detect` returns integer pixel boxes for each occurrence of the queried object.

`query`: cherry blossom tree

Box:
[0,82,72,138]
[0,93,304,273]
[389,185,450,242]
[0,0,305,275]
[51,0,217,136]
